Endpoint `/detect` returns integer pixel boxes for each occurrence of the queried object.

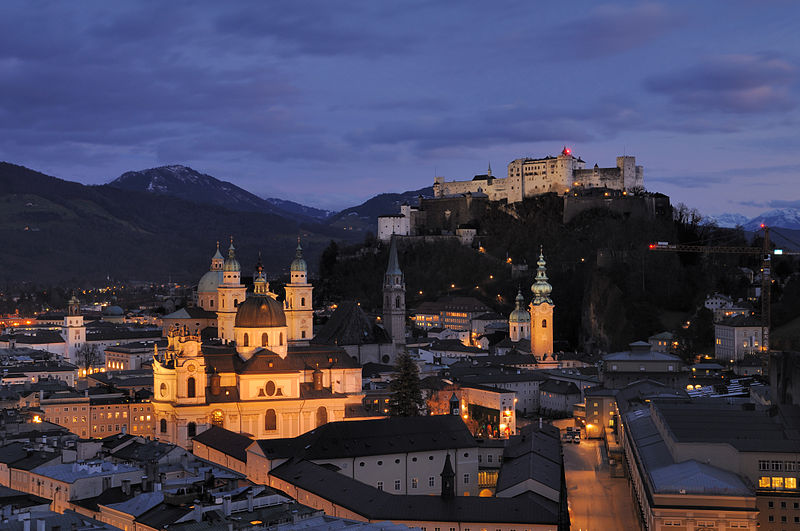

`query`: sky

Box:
[1,1,799,216]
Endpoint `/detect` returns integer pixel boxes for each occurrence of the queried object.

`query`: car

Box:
[572,434,581,444]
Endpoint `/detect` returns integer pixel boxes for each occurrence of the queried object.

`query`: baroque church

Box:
[152,240,368,449]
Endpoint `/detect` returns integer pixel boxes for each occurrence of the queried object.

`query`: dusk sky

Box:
[2,1,799,216]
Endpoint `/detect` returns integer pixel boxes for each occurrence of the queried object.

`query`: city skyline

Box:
[1,1,798,215]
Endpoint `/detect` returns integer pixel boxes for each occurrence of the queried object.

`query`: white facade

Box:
[715,323,763,362]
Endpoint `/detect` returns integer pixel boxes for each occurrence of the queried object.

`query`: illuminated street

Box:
[562,435,640,531]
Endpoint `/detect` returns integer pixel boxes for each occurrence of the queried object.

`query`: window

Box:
[394,480,401,491]
[377,481,383,491]
[429,476,435,487]
[187,422,196,437]
[160,418,167,433]
[395,296,401,309]
[301,330,306,338]
[463,474,469,484]
[487,455,493,463]
[786,477,797,489]
[772,460,783,471]
[412,478,418,489]
[759,460,770,471]
[301,297,305,307]
[772,477,784,488]
[211,410,224,428]
[187,377,195,398]
[265,409,276,431]
[279,333,283,346]
[759,476,770,488]
[542,319,547,328]
[265,381,276,396]
[316,406,327,426]
[243,333,249,347]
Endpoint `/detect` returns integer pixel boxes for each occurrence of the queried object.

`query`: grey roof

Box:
[653,399,800,452]
[496,424,562,496]
[257,416,476,461]
[429,339,486,354]
[539,379,580,395]
[716,315,763,327]
[312,302,391,346]
[603,349,681,362]
[33,461,140,482]
[624,407,754,498]
[106,491,165,517]
[270,459,560,525]
[192,426,253,462]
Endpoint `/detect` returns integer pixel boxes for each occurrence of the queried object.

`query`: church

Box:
[151,240,366,449]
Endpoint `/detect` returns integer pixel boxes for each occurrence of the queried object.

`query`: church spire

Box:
[531,246,553,305]
[386,236,402,276]
[253,253,269,295]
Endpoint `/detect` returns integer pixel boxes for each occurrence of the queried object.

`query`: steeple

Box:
[211,241,224,271]
[386,237,402,276]
[531,246,553,305]
[290,237,307,274]
[440,453,455,498]
[383,237,406,353]
[487,162,492,177]
[223,237,240,273]
[253,254,269,295]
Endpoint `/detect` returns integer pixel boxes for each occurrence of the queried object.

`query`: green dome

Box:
[198,270,223,293]
[509,290,530,322]
[290,239,307,272]
[223,241,241,272]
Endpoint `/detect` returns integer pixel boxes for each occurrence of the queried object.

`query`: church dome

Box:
[235,295,287,328]
[290,240,307,272]
[509,290,530,322]
[530,248,553,305]
[198,270,223,293]
[223,240,241,272]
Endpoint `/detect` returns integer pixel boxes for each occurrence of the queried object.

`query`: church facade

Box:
[151,241,364,449]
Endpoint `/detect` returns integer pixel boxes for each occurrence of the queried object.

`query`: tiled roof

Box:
[192,426,253,463]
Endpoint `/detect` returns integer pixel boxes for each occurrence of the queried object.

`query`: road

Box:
[560,431,640,531]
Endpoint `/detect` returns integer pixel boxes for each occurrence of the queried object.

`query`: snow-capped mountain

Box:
[743,208,800,231]
[108,165,325,223]
[704,213,749,228]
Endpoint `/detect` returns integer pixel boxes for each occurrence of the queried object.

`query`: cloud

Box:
[768,199,800,209]
[647,174,729,189]
[538,3,682,59]
[645,53,798,114]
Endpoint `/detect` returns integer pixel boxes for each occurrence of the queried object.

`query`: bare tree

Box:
[75,343,101,372]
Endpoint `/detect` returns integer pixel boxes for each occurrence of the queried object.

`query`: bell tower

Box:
[62,295,85,364]
[217,238,246,343]
[383,237,406,347]
[284,238,314,345]
[530,247,554,360]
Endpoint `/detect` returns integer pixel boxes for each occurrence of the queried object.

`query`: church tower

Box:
[509,288,531,342]
[530,247,554,360]
[284,239,314,345]
[216,238,246,344]
[62,294,85,364]
[383,237,406,346]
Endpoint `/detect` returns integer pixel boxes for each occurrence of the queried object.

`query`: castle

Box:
[433,147,643,203]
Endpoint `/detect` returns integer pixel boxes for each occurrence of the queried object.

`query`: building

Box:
[377,204,417,242]
[104,339,165,371]
[382,237,406,347]
[40,388,154,439]
[647,331,676,353]
[538,380,581,417]
[715,315,764,362]
[411,296,493,332]
[599,342,685,390]
[433,147,643,203]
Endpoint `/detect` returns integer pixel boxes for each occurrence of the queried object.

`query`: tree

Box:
[75,343,101,372]
[388,351,424,416]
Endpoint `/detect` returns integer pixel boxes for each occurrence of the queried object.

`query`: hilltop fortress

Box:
[433,147,643,203]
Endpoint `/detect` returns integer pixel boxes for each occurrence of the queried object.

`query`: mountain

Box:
[743,208,800,231]
[704,213,749,228]
[326,186,434,235]
[0,162,333,284]
[264,197,334,221]
[109,165,331,227]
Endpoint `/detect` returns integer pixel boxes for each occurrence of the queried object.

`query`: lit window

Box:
[772,477,784,489]
[786,477,797,489]
[759,477,770,488]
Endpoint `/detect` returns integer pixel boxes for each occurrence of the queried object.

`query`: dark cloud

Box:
[645,53,798,114]
[537,3,683,59]
[647,174,729,189]
[768,199,800,209]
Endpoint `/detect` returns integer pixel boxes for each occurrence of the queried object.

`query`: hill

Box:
[0,162,334,284]
[326,186,434,235]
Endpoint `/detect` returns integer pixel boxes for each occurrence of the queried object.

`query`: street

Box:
[559,431,640,531]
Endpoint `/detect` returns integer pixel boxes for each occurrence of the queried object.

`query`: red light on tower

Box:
[760,223,766,229]
[562,146,572,156]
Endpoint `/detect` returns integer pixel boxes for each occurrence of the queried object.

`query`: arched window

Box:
[279,332,283,346]
[301,297,305,307]
[187,422,196,437]
[542,319,547,328]
[209,299,214,308]
[261,333,268,347]
[234,299,238,307]
[187,377,195,398]
[316,406,328,426]
[243,333,249,347]
[395,296,400,309]
[265,409,277,431]
[211,410,224,428]
[160,418,167,433]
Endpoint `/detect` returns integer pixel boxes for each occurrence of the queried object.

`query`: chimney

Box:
[222,495,231,516]
[247,490,254,512]
[313,368,323,391]
[39,390,44,402]
[23,518,30,531]
[36,520,45,531]
[210,373,221,395]
[122,479,131,495]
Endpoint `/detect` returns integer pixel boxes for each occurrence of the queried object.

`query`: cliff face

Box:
[581,271,627,353]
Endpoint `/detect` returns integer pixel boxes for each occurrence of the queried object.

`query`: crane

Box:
[649,225,800,352]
